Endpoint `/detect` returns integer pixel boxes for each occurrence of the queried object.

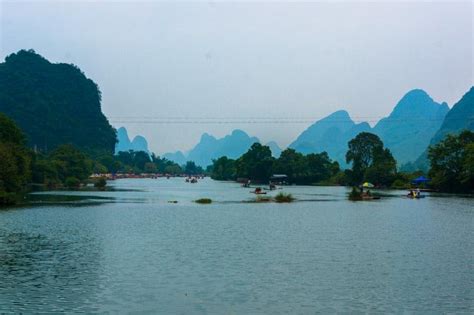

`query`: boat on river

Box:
[250,187,267,194]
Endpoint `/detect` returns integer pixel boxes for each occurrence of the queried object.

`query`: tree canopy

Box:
[428,130,474,192]
[0,113,31,202]
[346,132,397,186]
[235,143,275,181]
[210,144,340,184]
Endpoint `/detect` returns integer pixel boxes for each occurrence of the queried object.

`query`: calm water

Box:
[0,178,472,313]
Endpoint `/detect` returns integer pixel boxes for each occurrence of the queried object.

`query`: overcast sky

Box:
[1,0,472,154]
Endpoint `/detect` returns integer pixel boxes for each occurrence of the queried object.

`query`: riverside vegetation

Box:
[1,49,473,205]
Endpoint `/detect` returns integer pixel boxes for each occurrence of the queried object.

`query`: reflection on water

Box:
[0,178,473,313]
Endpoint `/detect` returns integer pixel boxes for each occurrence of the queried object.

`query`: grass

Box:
[195,198,212,204]
[274,192,295,203]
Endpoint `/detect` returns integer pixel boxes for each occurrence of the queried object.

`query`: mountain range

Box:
[373,89,449,165]
[159,87,473,168]
[115,127,149,154]
[430,87,474,145]
[289,110,371,167]
[160,130,281,167]
[114,88,472,169]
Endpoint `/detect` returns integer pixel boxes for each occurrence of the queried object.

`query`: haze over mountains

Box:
[289,110,371,167]
[373,89,449,165]
[156,88,472,168]
[158,130,281,167]
[1,49,471,173]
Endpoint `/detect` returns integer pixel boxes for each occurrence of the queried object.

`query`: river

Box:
[0,178,472,313]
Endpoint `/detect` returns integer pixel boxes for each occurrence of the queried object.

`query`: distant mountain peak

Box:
[164,129,262,167]
[231,129,248,137]
[324,110,351,120]
[390,89,440,117]
[404,88,430,98]
[373,89,449,164]
[266,141,282,158]
[200,132,216,141]
[115,126,149,154]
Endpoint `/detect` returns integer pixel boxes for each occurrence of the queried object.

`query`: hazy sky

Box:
[1,0,472,154]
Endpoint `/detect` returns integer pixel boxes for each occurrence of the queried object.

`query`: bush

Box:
[391,179,409,189]
[195,198,212,204]
[94,177,107,190]
[0,191,18,206]
[274,192,294,203]
[65,177,81,189]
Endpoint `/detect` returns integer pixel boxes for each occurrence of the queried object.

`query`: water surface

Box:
[0,178,472,313]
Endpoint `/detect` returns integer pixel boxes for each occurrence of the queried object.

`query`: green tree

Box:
[49,144,93,182]
[31,156,60,187]
[428,130,474,192]
[346,132,397,186]
[272,149,339,184]
[0,113,31,200]
[273,149,306,183]
[184,161,198,175]
[306,152,339,184]
[210,156,236,180]
[164,164,182,175]
[235,143,274,181]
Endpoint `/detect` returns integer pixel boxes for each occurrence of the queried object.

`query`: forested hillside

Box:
[0,49,116,154]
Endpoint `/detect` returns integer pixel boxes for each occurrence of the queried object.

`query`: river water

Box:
[0,178,472,313]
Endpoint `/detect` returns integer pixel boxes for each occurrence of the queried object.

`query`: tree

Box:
[346,132,397,186]
[272,149,339,184]
[235,143,274,181]
[49,144,93,182]
[164,164,182,175]
[184,161,199,175]
[115,150,151,173]
[306,152,339,183]
[428,130,474,192]
[0,113,31,198]
[210,156,236,180]
[272,149,306,183]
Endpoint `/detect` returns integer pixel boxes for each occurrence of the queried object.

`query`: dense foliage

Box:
[210,143,340,184]
[345,132,397,186]
[235,143,275,181]
[0,49,117,153]
[428,130,474,193]
[210,156,236,180]
[32,144,93,187]
[0,113,31,204]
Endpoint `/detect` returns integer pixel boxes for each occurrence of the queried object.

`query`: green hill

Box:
[430,86,474,145]
[0,49,116,154]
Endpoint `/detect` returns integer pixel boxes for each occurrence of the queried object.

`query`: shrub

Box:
[0,191,18,205]
[94,177,107,190]
[195,198,212,204]
[274,192,294,203]
[65,177,81,189]
[391,179,409,189]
